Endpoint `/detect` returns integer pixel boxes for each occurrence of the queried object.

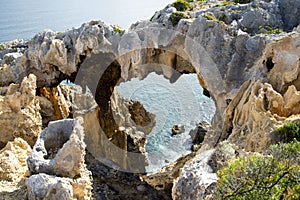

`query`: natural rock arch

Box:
[73,47,210,172]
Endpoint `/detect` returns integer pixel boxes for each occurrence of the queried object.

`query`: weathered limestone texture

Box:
[0,74,42,148]
[26,117,92,200]
[172,150,218,200]
[0,138,32,200]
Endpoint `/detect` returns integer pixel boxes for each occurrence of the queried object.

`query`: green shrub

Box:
[234,0,253,4]
[198,0,206,3]
[169,12,186,26]
[221,1,236,6]
[172,0,193,11]
[265,25,283,34]
[113,25,125,34]
[215,140,300,199]
[0,44,4,51]
[204,14,218,21]
[277,121,300,143]
[204,13,225,24]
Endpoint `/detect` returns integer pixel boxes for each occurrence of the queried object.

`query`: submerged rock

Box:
[171,124,185,135]
[26,117,92,200]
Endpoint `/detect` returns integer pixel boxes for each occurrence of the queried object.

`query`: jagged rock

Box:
[0,138,32,200]
[27,117,88,177]
[0,74,42,148]
[0,138,31,182]
[189,121,211,150]
[0,1,300,198]
[171,125,185,135]
[56,82,155,173]
[36,96,55,127]
[26,173,92,200]
[0,1,299,137]
[128,100,156,134]
[141,153,196,192]
[278,0,300,31]
[26,117,92,199]
[39,86,71,121]
[221,78,300,151]
[172,141,237,200]
[172,149,218,200]
[85,152,171,200]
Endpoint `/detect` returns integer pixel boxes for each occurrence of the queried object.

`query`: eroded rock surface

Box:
[0,74,42,148]
[26,117,92,200]
[0,138,31,200]
[172,141,237,200]
[0,0,300,199]
[172,150,218,200]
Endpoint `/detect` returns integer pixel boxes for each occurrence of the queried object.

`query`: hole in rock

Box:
[117,72,215,172]
[43,130,70,160]
[265,57,274,72]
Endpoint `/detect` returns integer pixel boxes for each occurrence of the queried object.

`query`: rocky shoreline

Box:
[1,0,300,199]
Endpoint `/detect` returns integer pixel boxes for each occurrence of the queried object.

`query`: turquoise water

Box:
[0,0,173,43]
[117,73,215,172]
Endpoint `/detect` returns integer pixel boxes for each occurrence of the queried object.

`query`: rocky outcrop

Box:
[172,141,237,200]
[85,152,171,200]
[0,0,300,199]
[220,32,300,151]
[0,0,299,139]
[141,153,196,192]
[0,74,42,148]
[189,121,211,151]
[172,150,218,200]
[0,138,31,200]
[26,117,92,200]
[171,124,185,135]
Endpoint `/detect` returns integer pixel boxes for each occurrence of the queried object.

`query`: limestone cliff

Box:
[0,0,300,199]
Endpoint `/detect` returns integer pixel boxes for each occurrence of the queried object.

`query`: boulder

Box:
[189,121,211,146]
[0,138,32,200]
[0,138,31,182]
[0,74,42,148]
[26,117,92,200]
[172,150,218,200]
[26,173,92,200]
[27,117,87,178]
[171,125,185,135]
[172,141,237,200]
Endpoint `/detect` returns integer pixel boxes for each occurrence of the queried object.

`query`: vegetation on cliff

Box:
[172,0,193,11]
[216,134,300,199]
[169,12,187,26]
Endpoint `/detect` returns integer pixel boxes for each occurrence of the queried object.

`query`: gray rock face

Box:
[27,117,86,178]
[171,141,237,200]
[189,121,211,151]
[172,150,218,200]
[278,0,300,31]
[26,117,92,200]
[26,173,92,200]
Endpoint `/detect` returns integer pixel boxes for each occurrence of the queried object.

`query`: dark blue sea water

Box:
[0,0,173,43]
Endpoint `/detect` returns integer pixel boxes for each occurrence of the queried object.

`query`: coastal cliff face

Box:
[0,0,300,199]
